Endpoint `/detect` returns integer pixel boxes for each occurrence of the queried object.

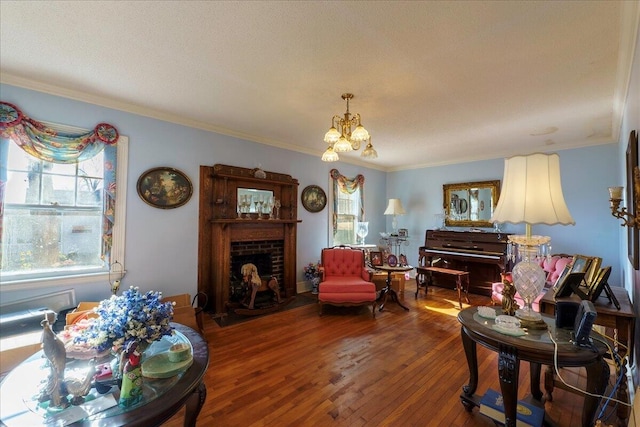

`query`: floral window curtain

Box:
[329,168,365,237]
[0,101,119,263]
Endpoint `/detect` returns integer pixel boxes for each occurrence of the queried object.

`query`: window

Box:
[0,123,128,289]
[329,169,365,246]
[333,188,360,245]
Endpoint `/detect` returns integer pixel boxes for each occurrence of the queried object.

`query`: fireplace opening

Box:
[229,240,285,308]
[231,253,272,282]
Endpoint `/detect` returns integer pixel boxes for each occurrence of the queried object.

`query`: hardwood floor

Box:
[163,287,623,427]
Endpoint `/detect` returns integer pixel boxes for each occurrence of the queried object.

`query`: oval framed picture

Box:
[387,254,398,267]
[137,167,193,209]
[301,185,327,213]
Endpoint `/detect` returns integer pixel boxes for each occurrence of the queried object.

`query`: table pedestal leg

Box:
[183,381,207,427]
[529,362,543,401]
[498,345,519,427]
[583,359,609,427]
[616,358,630,427]
[378,272,409,311]
[460,326,478,412]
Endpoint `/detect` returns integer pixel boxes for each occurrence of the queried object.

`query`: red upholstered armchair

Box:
[318,247,377,317]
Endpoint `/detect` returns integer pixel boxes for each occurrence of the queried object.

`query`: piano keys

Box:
[419,229,510,296]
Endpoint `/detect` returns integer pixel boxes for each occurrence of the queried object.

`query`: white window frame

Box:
[1,124,128,292]
[329,182,362,247]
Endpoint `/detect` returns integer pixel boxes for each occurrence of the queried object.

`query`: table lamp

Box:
[384,198,406,234]
[491,153,575,323]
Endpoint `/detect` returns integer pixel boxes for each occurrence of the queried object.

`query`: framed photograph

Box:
[399,254,408,267]
[398,228,408,238]
[370,251,383,267]
[301,185,327,213]
[387,254,398,267]
[569,255,593,274]
[584,256,602,286]
[587,266,612,301]
[554,272,586,298]
[627,130,639,269]
[552,264,572,295]
[137,167,193,209]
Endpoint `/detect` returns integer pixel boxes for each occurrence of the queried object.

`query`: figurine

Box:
[64,359,96,405]
[39,315,69,409]
[118,340,144,408]
[500,273,519,316]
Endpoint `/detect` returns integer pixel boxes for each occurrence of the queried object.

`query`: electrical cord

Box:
[548,330,631,408]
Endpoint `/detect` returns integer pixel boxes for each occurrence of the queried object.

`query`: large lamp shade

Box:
[491,153,575,226]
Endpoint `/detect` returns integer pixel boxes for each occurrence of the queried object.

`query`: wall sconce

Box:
[609,166,640,228]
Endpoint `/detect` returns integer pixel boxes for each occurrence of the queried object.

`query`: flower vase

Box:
[311,277,320,295]
[117,340,147,408]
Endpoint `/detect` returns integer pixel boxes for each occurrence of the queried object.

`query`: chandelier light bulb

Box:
[333,135,353,152]
[361,140,378,159]
[324,126,341,143]
[321,146,339,162]
[351,124,370,142]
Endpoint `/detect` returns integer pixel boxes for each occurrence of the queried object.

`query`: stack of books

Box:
[479,388,544,427]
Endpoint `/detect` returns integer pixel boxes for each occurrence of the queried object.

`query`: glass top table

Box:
[0,323,208,427]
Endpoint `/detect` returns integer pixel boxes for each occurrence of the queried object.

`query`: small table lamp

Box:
[491,153,575,323]
[384,198,406,234]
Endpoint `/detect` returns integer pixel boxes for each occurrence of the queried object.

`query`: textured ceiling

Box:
[1,1,638,171]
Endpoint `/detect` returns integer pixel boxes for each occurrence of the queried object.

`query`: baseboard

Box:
[296,281,312,294]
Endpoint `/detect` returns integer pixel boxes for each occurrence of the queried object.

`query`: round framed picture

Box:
[137,167,193,209]
[387,254,398,267]
[301,185,327,213]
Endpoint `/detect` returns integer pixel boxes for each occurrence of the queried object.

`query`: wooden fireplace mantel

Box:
[197,164,300,314]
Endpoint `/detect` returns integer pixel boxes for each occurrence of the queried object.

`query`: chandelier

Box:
[322,93,377,162]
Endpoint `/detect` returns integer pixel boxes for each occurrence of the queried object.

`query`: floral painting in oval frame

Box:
[137,167,193,209]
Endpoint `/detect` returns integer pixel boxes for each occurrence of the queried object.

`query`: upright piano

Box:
[419,229,510,296]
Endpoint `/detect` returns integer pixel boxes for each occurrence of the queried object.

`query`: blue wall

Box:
[0,84,388,304]
[0,83,624,305]
[387,145,621,287]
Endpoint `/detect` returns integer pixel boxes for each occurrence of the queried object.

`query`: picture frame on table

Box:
[137,167,193,209]
[387,254,398,267]
[397,228,408,238]
[569,255,593,275]
[370,251,383,267]
[554,271,586,298]
[586,266,612,301]
[583,256,602,286]
[399,254,408,267]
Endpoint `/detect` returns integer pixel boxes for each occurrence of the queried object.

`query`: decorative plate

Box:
[301,185,327,213]
[387,254,398,267]
[141,352,194,378]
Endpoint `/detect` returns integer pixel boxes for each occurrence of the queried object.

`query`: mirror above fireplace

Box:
[237,188,274,213]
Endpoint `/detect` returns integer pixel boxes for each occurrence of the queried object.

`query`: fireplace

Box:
[230,241,284,284]
[198,164,300,314]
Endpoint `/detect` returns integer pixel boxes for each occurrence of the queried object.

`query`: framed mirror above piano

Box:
[443,180,500,228]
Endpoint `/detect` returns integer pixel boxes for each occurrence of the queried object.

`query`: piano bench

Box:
[415,266,470,309]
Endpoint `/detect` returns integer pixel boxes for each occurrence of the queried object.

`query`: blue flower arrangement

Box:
[74,287,174,352]
[303,262,321,281]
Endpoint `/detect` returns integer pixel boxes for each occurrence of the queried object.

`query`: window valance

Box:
[0,101,120,264]
[330,168,365,236]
